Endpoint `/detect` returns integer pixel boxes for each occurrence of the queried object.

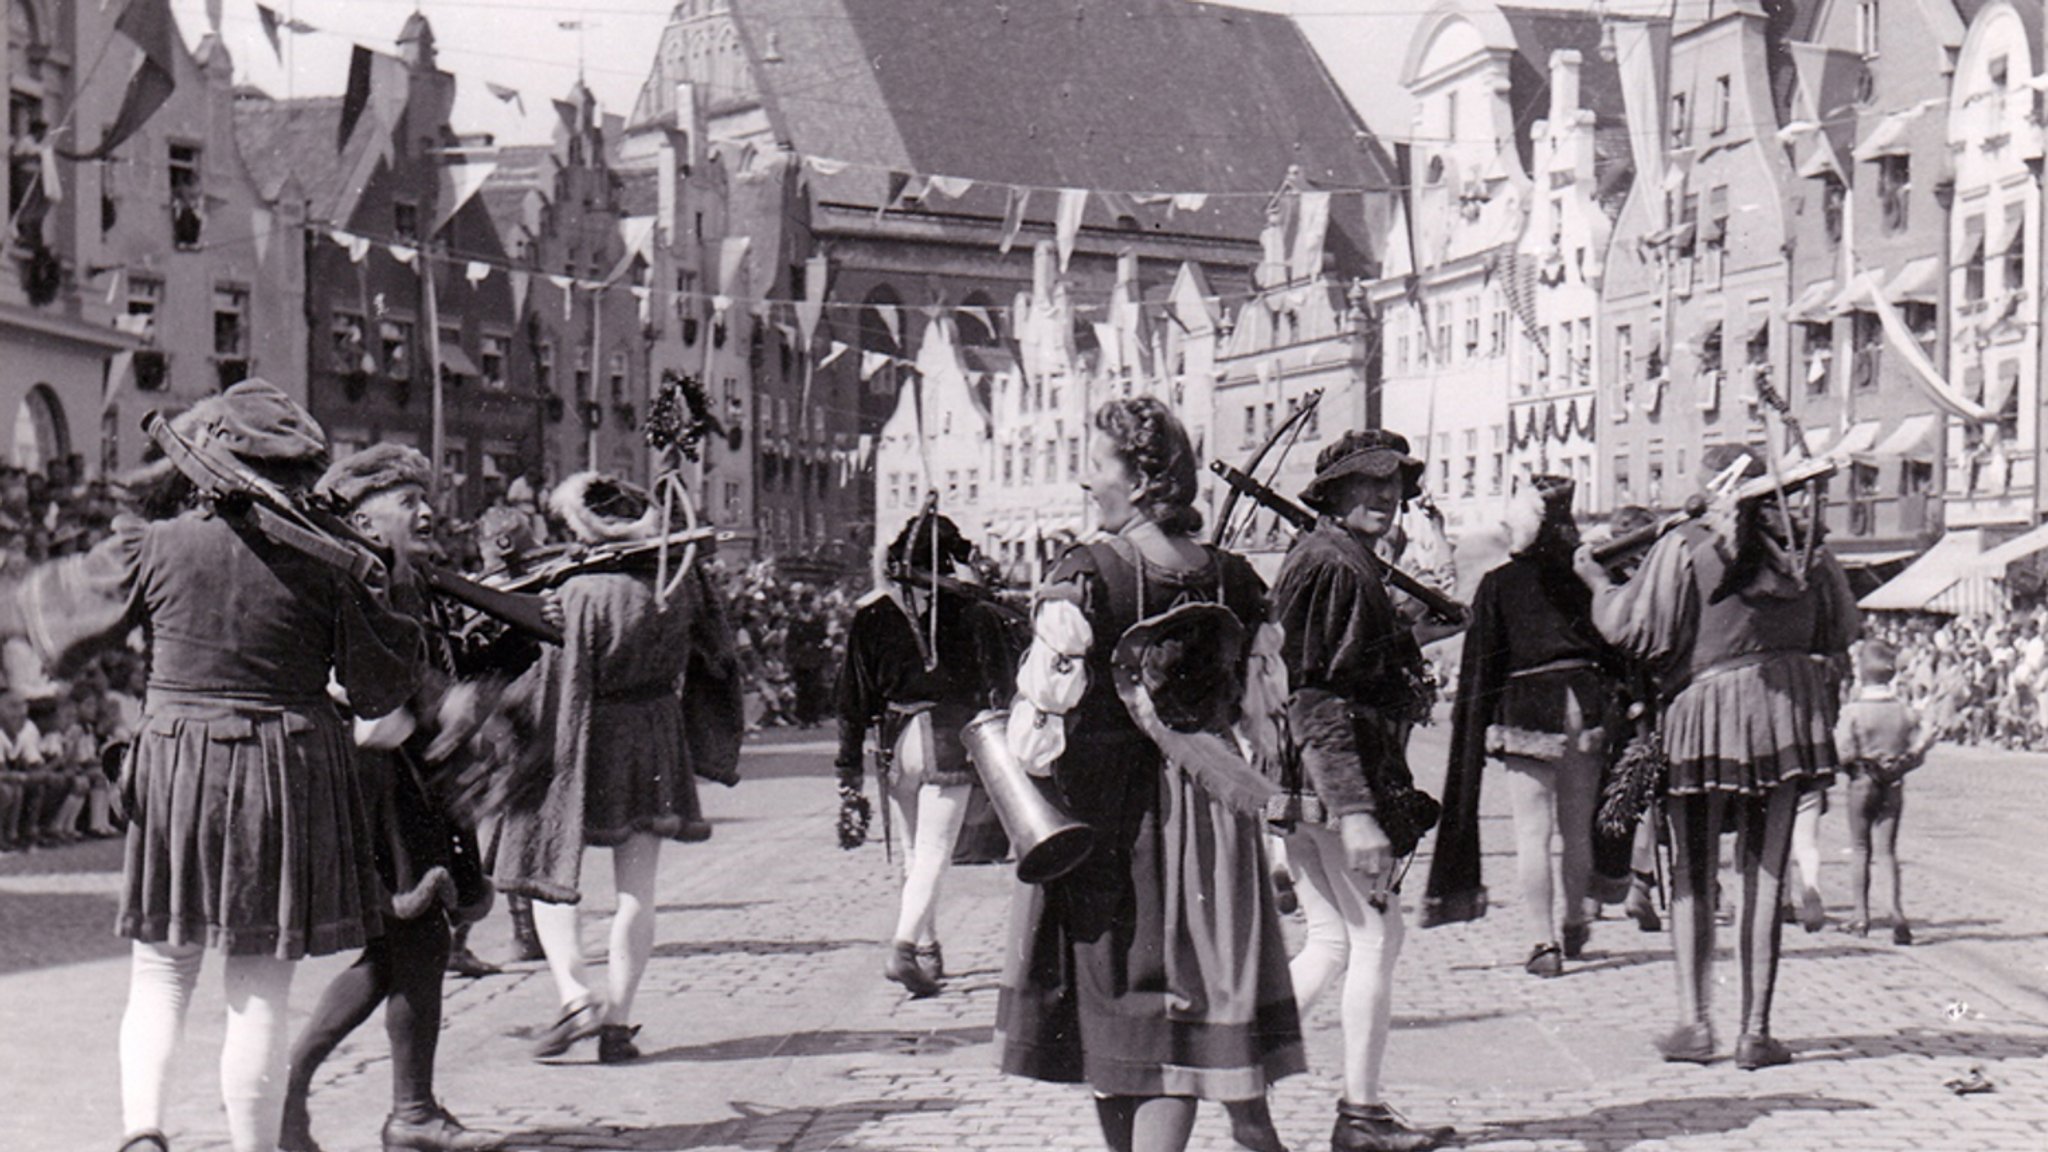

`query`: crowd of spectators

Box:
[715,561,859,730]
[0,458,143,852]
[1865,606,2048,748]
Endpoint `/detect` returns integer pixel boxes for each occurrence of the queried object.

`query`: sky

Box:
[167,0,1661,151]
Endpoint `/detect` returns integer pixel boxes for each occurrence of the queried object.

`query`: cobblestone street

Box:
[5,725,2047,1151]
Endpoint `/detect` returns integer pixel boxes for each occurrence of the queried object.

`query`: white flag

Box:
[1056,188,1088,272]
[465,261,491,285]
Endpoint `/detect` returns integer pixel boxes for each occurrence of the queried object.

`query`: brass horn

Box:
[959,709,1094,884]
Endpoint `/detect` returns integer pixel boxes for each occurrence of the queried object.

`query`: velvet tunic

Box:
[995,541,1304,1101]
[1,511,423,958]
[1427,546,1624,922]
[834,587,1023,788]
[1591,521,1859,795]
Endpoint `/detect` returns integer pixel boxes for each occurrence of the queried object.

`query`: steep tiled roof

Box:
[232,94,349,214]
[723,0,1392,263]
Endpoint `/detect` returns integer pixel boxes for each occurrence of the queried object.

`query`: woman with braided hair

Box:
[998,396,1301,1152]
[834,511,1022,997]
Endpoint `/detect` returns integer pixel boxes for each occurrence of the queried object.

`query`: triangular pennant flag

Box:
[806,156,850,176]
[465,261,491,285]
[999,187,1031,254]
[927,175,974,200]
[861,350,892,381]
[103,267,124,306]
[338,45,374,151]
[510,270,531,317]
[430,160,497,237]
[60,0,178,162]
[485,82,526,117]
[331,228,370,263]
[285,18,317,34]
[1290,190,1332,283]
[388,243,419,268]
[878,304,901,348]
[205,0,222,32]
[548,274,575,321]
[1172,192,1209,213]
[251,206,272,265]
[1056,188,1087,272]
[820,341,850,370]
[256,4,284,61]
[796,254,828,349]
[633,285,652,325]
[960,304,996,339]
[712,294,733,318]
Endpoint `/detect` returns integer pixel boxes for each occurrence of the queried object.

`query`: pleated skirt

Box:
[584,695,708,846]
[118,697,383,959]
[995,736,1305,1100]
[1663,652,1841,797]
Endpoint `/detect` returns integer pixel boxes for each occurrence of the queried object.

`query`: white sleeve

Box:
[1007,597,1093,776]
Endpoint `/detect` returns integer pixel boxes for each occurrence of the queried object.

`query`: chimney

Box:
[675,82,706,169]
[1549,49,1583,126]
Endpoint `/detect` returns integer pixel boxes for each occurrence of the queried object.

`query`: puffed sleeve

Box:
[1591,528,1698,672]
[0,516,148,671]
[1007,548,1097,776]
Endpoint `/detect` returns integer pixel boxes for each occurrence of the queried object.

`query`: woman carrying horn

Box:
[996,397,1301,1152]
[1571,443,1858,1069]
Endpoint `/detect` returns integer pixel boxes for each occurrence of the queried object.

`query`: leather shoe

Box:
[1625,882,1661,933]
[279,1095,325,1152]
[445,947,500,979]
[914,941,945,983]
[597,1023,641,1064]
[530,998,603,1059]
[382,1104,505,1151]
[1655,1022,1715,1064]
[1561,921,1591,960]
[1524,942,1562,978]
[1892,922,1913,946]
[1735,1033,1792,1070]
[885,940,941,997]
[117,1130,170,1152]
[1331,1100,1452,1152]
[1225,1094,1286,1152]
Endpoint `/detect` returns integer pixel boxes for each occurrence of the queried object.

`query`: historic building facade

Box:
[1371,1,1629,533]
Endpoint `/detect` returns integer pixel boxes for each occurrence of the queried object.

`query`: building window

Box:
[1435,317,1452,363]
[126,276,164,343]
[1042,439,1057,482]
[2004,210,2027,296]
[1669,93,1689,145]
[1445,90,1458,141]
[1857,1,1880,57]
[1852,312,1883,391]
[169,143,203,249]
[536,342,554,392]
[394,200,420,242]
[1396,334,1409,373]
[480,334,507,388]
[331,310,366,373]
[1712,75,1731,135]
[1463,296,1480,352]
[380,320,414,379]
[1616,324,1634,383]
[1264,402,1277,439]
[609,351,627,402]
[1821,176,1845,243]
[967,469,980,502]
[6,90,46,247]
[1488,304,1506,357]
[1002,444,1015,484]
[1067,437,1080,477]
[1614,455,1631,503]
[1801,322,1833,395]
[1876,155,1909,233]
[1963,215,1987,302]
[213,285,248,358]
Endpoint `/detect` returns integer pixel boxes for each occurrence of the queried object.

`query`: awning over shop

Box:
[1992,205,2026,254]
[438,343,481,378]
[1954,215,1985,263]
[1858,529,1989,613]
[1965,522,2048,578]
[1837,549,1919,569]
[1808,420,1882,460]
[1788,279,1836,323]
[1829,270,1884,315]
[1852,112,1913,161]
[1869,412,1941,462]
[1885,257,1941,306]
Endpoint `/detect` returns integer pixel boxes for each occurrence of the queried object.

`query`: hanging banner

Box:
[1000,187,1031,254]
[1291,190,1332,283]
[510,270,530,317]
[548,274,575,321]
[250,206,272,264]
[796,254,828,349]
[1056,188,1088,272]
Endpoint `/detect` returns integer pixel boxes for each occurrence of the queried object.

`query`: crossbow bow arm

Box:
[1213,388,1324,550]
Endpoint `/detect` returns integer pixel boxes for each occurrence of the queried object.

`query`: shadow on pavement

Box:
[650,937,865,959]
[654,900,762,914]
[0,889,127,975]
[632,1024,993,1064]
[1795,1026,2048,1064]
[511,1096,960,1150]
[1469,1093,1871,1151]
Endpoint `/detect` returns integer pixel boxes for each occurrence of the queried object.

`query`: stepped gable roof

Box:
[478,144,555,249]
[1497,7,1627,175]
[720,0,1392,267]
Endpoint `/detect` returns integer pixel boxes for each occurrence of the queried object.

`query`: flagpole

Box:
[425,243,446,507]
[589,284,603,470]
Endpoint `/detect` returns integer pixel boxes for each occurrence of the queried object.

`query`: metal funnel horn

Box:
[959,709,1094,884]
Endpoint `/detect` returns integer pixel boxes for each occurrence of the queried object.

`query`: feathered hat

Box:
[550,471,660,544]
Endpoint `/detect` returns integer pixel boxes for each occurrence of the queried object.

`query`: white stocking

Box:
[219,953,296,1152]
[121,941,203,1134]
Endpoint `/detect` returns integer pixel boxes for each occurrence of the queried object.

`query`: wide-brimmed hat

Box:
[1300,429,1425,512]
[550,471,659,544]
[315,444,432,510]
[118,378,327,492]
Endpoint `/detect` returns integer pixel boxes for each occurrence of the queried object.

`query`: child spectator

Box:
[0,689,48,848]
[1833,639,1934,946]
[35,695,94,842]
